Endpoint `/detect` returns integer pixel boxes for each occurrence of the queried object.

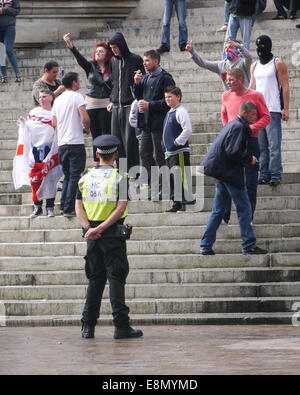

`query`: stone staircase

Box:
[1,0,300,327]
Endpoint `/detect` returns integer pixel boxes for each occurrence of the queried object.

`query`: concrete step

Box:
[2,281,300,300]
[0,1,299,329]
[3,193,300,216]
[3,311,296,326]
[3,266,300,286]
[1,209,300,234]
[2,223,300,244]
[0,236,300,256]
[3,296,300,316]
[1,252,300,272]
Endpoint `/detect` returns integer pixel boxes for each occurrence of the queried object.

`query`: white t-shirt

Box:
[254,58,281,113]
[52,90,87,146]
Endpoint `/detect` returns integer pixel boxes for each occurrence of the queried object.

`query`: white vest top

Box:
[254,58,281,113]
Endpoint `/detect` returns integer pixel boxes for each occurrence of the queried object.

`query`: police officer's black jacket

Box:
[226,0,256,17]
[201,115,253,189]
[108,32,145,106]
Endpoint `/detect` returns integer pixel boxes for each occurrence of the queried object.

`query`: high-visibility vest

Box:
[78,166,128,221]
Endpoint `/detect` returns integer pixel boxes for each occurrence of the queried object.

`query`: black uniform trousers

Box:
[81,231,130,328]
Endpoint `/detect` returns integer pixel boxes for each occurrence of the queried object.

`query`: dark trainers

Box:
[157,44,170,54]
[200,248,215,256]
[30,206,42,219]
[114,326,143,339]
[1,76,7,84]
[180,43,187,51]
[270,179,280,187]
[15,75,22,83]
[243,246,268,255]
[166,202,182,212]
[63,211,76,217]
[272,13,287,20]
[81,323,95,339]
[258,178,270,185]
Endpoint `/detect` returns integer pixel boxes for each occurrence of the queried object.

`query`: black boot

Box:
[81,322,95,339]
[166,202,182,212]
[114,326,143,339]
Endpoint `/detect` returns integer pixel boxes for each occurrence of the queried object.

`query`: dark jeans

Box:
[0,26,20,76]
[223,137,260,222]
[273,0,298,15]
[58,144,86,213]
[82,235,130,328]
[35,198,55,209]
[201,181,256,252]
[111,105,139,172]
[87,107,111,162]
[140,130,166,184]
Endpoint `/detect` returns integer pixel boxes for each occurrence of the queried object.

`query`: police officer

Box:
[75,135,143,339]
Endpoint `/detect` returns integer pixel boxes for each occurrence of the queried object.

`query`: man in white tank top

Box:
[249,35,290,186]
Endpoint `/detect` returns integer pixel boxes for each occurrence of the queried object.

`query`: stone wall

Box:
[16,0,140,44]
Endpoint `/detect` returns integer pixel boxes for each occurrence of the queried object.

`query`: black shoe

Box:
[157,44,170,54]
[81,323,95,339]
[114,326,143,339]
[290,14,297,20]
[270,179,280,187]
[296,24,300,28]
[166,202,182,212]
[272,13,287,20]
[200,248,215,256]
[243,246,268,256]
[180,43,187,51]
[258,178,270,185]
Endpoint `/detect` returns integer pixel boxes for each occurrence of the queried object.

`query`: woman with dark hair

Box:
[63,33,113,166]
[32,60,65,106]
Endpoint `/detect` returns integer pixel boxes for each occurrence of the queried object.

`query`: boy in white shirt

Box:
[163,86,194,212]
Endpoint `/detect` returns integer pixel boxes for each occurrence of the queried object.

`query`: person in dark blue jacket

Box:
[200,101,268,256]
[134,50,175,197]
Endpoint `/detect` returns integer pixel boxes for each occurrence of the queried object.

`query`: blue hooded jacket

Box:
[201,115,253,188]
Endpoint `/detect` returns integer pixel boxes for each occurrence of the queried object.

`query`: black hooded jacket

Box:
[201,116,253,189]
[226,0,256,17]
[108,32,145,106]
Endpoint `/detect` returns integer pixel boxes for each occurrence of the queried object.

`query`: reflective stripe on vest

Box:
[78,167,128,221]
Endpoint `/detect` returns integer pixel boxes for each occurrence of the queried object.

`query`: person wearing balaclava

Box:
[249,35,290,187]
[186,38,252,91]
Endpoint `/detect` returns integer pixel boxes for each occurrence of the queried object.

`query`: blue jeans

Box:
[35,198,55,209]
[224,1,230,24]
[201,181,256,252]
[0,26,20,76]
[223,14,252,59]
[59,144,86,213]
[258,112,282,181]
[161,0,188,49]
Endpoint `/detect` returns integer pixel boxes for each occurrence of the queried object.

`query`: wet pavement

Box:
[1,325,300,375]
